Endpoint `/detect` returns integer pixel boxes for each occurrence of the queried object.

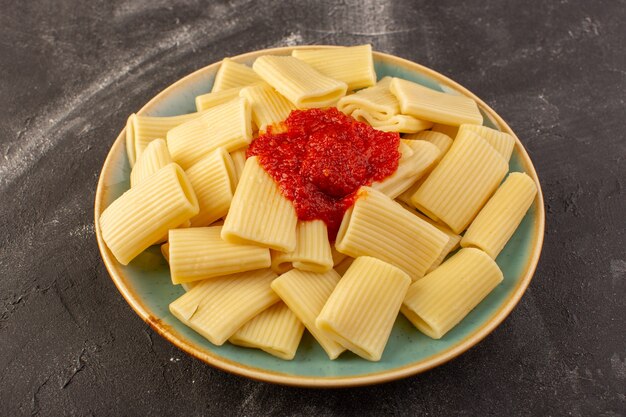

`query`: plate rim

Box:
[94,45,545,388]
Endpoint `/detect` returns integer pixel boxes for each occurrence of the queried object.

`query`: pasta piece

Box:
[168,226,271,284]
[335,187,449,281]
[431,123,459,138]
[167,97,252,169]
[222,156,298,251]
[410,210,461,273]
[212,58,263,92]
[271,269,345,359]
[230,302,305,360]
[126,111,206,166]
[185,148,236,227]
[389,78,483,126]
[195,87,243,111]
[317,256,411,361]
[337,77,432,133]
[130,138,172,187]
[397,132,453,205]
[401,248,503,339]
[239,83,296,130]
[402,131,453,155]
[100,164,198,265]
[252,55,347,108]
[410,130,508,233]
[458,124,516,162]
[461,172,537,258]
[351,109,432,133]
[169,268,279,345]
[371,141,440,199]
[269,220,333,274]
[337,77,397,118]
[292,45,376,91]
[333,257,354,276]
[229,147,247,186]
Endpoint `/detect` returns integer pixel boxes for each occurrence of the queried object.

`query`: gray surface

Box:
[1,0,625,415]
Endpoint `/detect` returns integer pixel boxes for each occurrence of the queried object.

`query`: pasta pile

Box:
[102,45,538,361]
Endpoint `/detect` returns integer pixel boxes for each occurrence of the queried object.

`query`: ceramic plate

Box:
[94,46,545,387]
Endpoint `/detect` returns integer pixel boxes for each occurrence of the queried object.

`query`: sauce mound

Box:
[247,107,400,240]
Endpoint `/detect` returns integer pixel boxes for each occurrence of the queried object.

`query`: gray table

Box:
[1,1,624,415]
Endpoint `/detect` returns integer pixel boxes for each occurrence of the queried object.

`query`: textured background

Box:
[1,0,625,416]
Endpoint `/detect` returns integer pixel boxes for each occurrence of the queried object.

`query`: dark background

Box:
[1,0,625,415]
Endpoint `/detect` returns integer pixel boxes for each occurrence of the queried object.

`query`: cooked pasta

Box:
[402,248,503,339]
[461,172,537,258]
[129,138,172,187]
[126,111,205,167]
[457,123,516,162]
[230,302,305,360]
[271,269,345,359]
[167,97,252,169]
[270,220,333,274]
[168,226,271,284]
[239,83,296,130]
[317,256,411,361]
[410,209,461,273]
[195,86,244,112]
[335,187,450,280]
[292,45,376,91]
[337,77,432,133]
[350,109,432,133]
[410,130,508,233]
[431,123,459,138]
[169,268,279,345]
[333,257,355,276]
[389,78,483,126]
[229,147,247,186]
[371,140,440,198]
[222,156,298,252]
[185,148,236,227]
[100,163,198,265]
[252,55,347,108]
[212,58,263,92]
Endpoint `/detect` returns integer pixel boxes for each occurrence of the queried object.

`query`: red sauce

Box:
[247,108,400,240]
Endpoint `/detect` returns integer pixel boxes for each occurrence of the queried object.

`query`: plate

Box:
[94,46,545,387]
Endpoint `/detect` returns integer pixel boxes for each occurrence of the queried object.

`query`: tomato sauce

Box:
[247,108,400,240]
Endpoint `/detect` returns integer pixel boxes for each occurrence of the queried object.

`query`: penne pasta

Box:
[335,187,449,281]
[457,124,516,162]
[317,256,411,361]
[402,248,503,339]
[212,58,263,92]
[389,78,483,126]
[167,97,252,169]
[252,55,347,108]
[292,45,376,91]
[271,269,345,359]
[185,148,236,227]
[239,83,296,130]
[99,163,199,265]
[169,268,279,345]
[350,109,432,133]
[461,172,537,258]
[168,226,271,284]
[410,209,461,273]
[222,156,298,252]
[410,130,508,233]
[130,138,172,187]
[230,302,305,360]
